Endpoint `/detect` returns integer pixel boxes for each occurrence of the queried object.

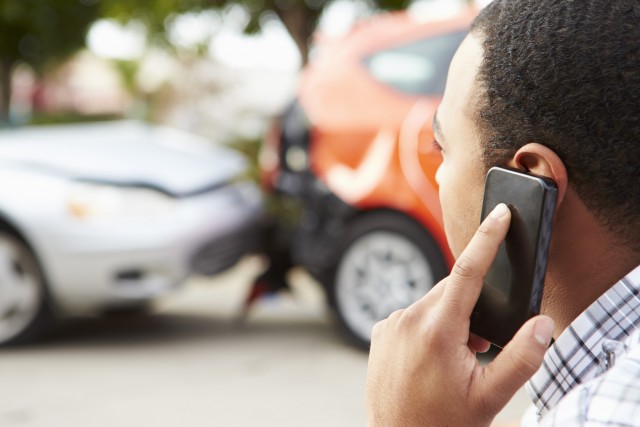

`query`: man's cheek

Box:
[442,209,477,259]
[442,220,463,259]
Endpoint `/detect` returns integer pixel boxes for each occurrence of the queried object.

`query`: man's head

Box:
[435,0,640,258]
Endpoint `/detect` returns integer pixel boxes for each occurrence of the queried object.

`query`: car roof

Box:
[312,8,477,61]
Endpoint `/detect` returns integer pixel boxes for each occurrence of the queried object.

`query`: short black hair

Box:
[470,0,640,252]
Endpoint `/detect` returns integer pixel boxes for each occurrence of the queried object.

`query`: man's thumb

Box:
[479,316,555,411]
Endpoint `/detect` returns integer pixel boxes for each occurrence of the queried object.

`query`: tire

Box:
[327,212,448,349]
[0,226,52,346]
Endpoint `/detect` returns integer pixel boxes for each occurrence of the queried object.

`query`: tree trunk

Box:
[0,58,14,125]
[272,4,320,66]
[290,29,310,67]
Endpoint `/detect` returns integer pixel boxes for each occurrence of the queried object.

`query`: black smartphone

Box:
[470,166,557,348]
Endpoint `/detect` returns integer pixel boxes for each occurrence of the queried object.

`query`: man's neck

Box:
[541,192,640,338]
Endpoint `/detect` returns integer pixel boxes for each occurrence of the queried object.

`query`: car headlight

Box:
[68,182,176,220]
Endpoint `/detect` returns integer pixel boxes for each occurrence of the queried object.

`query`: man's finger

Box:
[442,203,511,317]
[468,333,491,354]
[412,277,447,311]
[477,315,555,413]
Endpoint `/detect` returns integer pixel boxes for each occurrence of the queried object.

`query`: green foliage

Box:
[374,0,412,11]
[0,0,100,122]
[29,112,121,125]
[0,0,99,72]
[101,0,183,46]
[228,138,262,184]
[99,0,416,64]
[113,60,139,94]
[0,0,421,122]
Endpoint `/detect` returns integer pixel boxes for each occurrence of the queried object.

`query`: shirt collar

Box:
[525,265,640,419]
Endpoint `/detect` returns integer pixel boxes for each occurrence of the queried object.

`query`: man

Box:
[365,0,640,425]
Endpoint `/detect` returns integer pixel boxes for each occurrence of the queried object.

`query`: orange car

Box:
[260,9,475,348]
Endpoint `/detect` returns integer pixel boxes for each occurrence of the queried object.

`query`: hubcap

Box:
[336,231,435,343]
[0,233,42,343]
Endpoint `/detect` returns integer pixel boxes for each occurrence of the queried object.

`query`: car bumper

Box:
[272,171,357,283]
[29,181,263,315]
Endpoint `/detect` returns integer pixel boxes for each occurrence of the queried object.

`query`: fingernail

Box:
[534,317,555,347]
[489,203,509,220]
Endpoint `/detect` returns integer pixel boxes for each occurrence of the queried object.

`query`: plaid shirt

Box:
[525,265,640,425]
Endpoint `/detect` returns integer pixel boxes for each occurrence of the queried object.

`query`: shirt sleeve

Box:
[538,345,640,426]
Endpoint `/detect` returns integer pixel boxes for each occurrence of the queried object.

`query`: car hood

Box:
[0,121,247,197]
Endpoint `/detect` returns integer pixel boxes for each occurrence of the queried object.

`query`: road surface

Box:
[0,258,530,426]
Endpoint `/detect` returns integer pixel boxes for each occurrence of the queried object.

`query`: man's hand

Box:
[365,203,555,427]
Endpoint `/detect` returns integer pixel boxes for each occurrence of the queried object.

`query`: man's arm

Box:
[365,203,555,426]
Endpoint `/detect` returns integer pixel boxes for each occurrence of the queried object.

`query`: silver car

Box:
[0,121,263,345]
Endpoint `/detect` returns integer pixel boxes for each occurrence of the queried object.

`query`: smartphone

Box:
[469,166,557,348]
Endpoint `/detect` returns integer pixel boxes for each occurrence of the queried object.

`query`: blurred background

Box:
[0,0,530,426]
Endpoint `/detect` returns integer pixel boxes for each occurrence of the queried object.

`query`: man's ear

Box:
[505,143,568,206]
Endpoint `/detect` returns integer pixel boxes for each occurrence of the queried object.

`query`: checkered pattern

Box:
[525,265,640,424]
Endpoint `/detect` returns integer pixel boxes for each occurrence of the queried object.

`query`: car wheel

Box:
[0,227,51,346]
[328,212,448,349]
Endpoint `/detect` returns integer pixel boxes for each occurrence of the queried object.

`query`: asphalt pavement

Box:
[0,257,530,427]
